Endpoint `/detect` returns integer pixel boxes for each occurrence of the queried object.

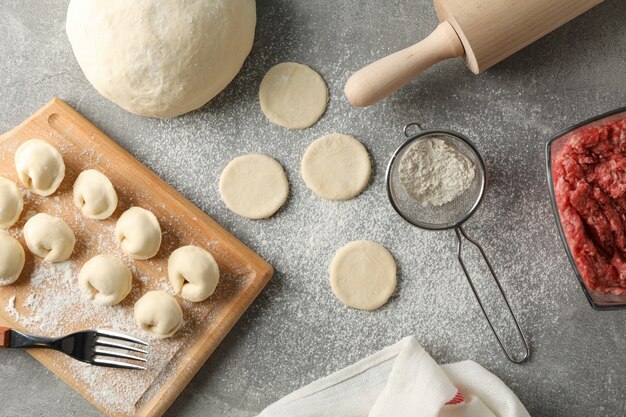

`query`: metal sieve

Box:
[386,123,531,363]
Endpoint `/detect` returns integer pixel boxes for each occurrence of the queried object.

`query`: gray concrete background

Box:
[1,0,626,416]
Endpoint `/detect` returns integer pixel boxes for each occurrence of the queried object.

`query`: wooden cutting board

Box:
[0,98,273,417]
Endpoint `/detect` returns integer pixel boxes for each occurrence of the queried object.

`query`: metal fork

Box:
[0,327,149,370]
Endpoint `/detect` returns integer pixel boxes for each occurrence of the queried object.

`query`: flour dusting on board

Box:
[0,121,258,416]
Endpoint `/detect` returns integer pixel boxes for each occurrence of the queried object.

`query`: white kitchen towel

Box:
[257,336,530,417]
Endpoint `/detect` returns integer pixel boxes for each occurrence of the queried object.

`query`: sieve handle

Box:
[455,226,531,364]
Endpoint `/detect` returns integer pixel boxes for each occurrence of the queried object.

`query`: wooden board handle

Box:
[344,21,464,107]
[0,327,11,348]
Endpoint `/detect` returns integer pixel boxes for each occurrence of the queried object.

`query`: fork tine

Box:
[93,357,146,371]
[95,329,149,346]
[95,339,148,354]
[94,347,147,363]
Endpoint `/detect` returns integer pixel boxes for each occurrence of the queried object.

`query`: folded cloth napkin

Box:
[257,336,530,417]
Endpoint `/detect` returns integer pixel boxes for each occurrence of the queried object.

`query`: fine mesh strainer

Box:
[386,123,531,363]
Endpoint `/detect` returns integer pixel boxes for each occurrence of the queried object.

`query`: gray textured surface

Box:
[1,0,626,416]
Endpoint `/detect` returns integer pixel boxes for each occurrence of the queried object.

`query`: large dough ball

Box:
[66,0,256,118]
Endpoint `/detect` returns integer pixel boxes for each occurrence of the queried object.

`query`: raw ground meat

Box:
[554,118,626,295]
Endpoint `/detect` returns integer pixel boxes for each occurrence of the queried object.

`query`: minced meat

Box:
[553,118,626,295]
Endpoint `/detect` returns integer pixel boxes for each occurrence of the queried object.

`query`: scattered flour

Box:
[399,137,475,207]
[6,295,16,317]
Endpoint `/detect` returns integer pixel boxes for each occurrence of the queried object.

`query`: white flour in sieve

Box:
[399,137,475,207]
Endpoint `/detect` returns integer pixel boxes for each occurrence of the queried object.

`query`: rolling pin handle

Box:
[344,21,464,107]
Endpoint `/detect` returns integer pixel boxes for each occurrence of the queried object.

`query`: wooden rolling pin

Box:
[345,0,603,107]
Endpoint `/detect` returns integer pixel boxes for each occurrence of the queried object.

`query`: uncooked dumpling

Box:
[330,240,397,311]
[79,255,132,306]
[134,291,183,339]
[168,245,220,302]
[0,233,25,286]
[73,170,118,220]
[115,207,162,260]
[15,139,65,196]
[66,0,256,117]
[0,177,23,229]
[219,154,289,220]
[23,213,75,263]
[259,62,328,129]
[301,133,371,200]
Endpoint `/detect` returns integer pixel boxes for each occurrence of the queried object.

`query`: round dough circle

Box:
[15,139,65,196]
[66,0,256,118]
[23,213,75,263]
[79,255,132,306]
[0,177,23,229]
[0,233,25,286]
[259,62,328,129]
[134,291,183,339]
[115,207,162,260]
[329,240,397,311]
[168,245,220,302]
[73,170,118,220]
[301,133,371,200]
[219,154,289,219]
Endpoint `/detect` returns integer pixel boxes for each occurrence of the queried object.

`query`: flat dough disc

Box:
[330,240,396,311]
[259,62,328,129]
[219,154,289,220]
[301,133,371,200]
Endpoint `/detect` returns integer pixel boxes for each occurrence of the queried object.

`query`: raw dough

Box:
[219,154,289,219]
[134,291,183,339]
[0,233,25,286]
[259,62,328,129]
[66,0,256,118]
[73,170,118,220]
[330,240,397,311]
[0,177,23,229]
[115,207,162,260]
[168,245,220,302]
[23,213,75,263]
[15,139,65,196]
[301,133,371,200]
[79,255,132,306]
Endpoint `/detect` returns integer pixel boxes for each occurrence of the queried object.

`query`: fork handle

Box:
[0,328,55,349]
[0,327,11,348]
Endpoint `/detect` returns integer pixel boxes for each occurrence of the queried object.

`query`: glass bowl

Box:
[546,106,626,310]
